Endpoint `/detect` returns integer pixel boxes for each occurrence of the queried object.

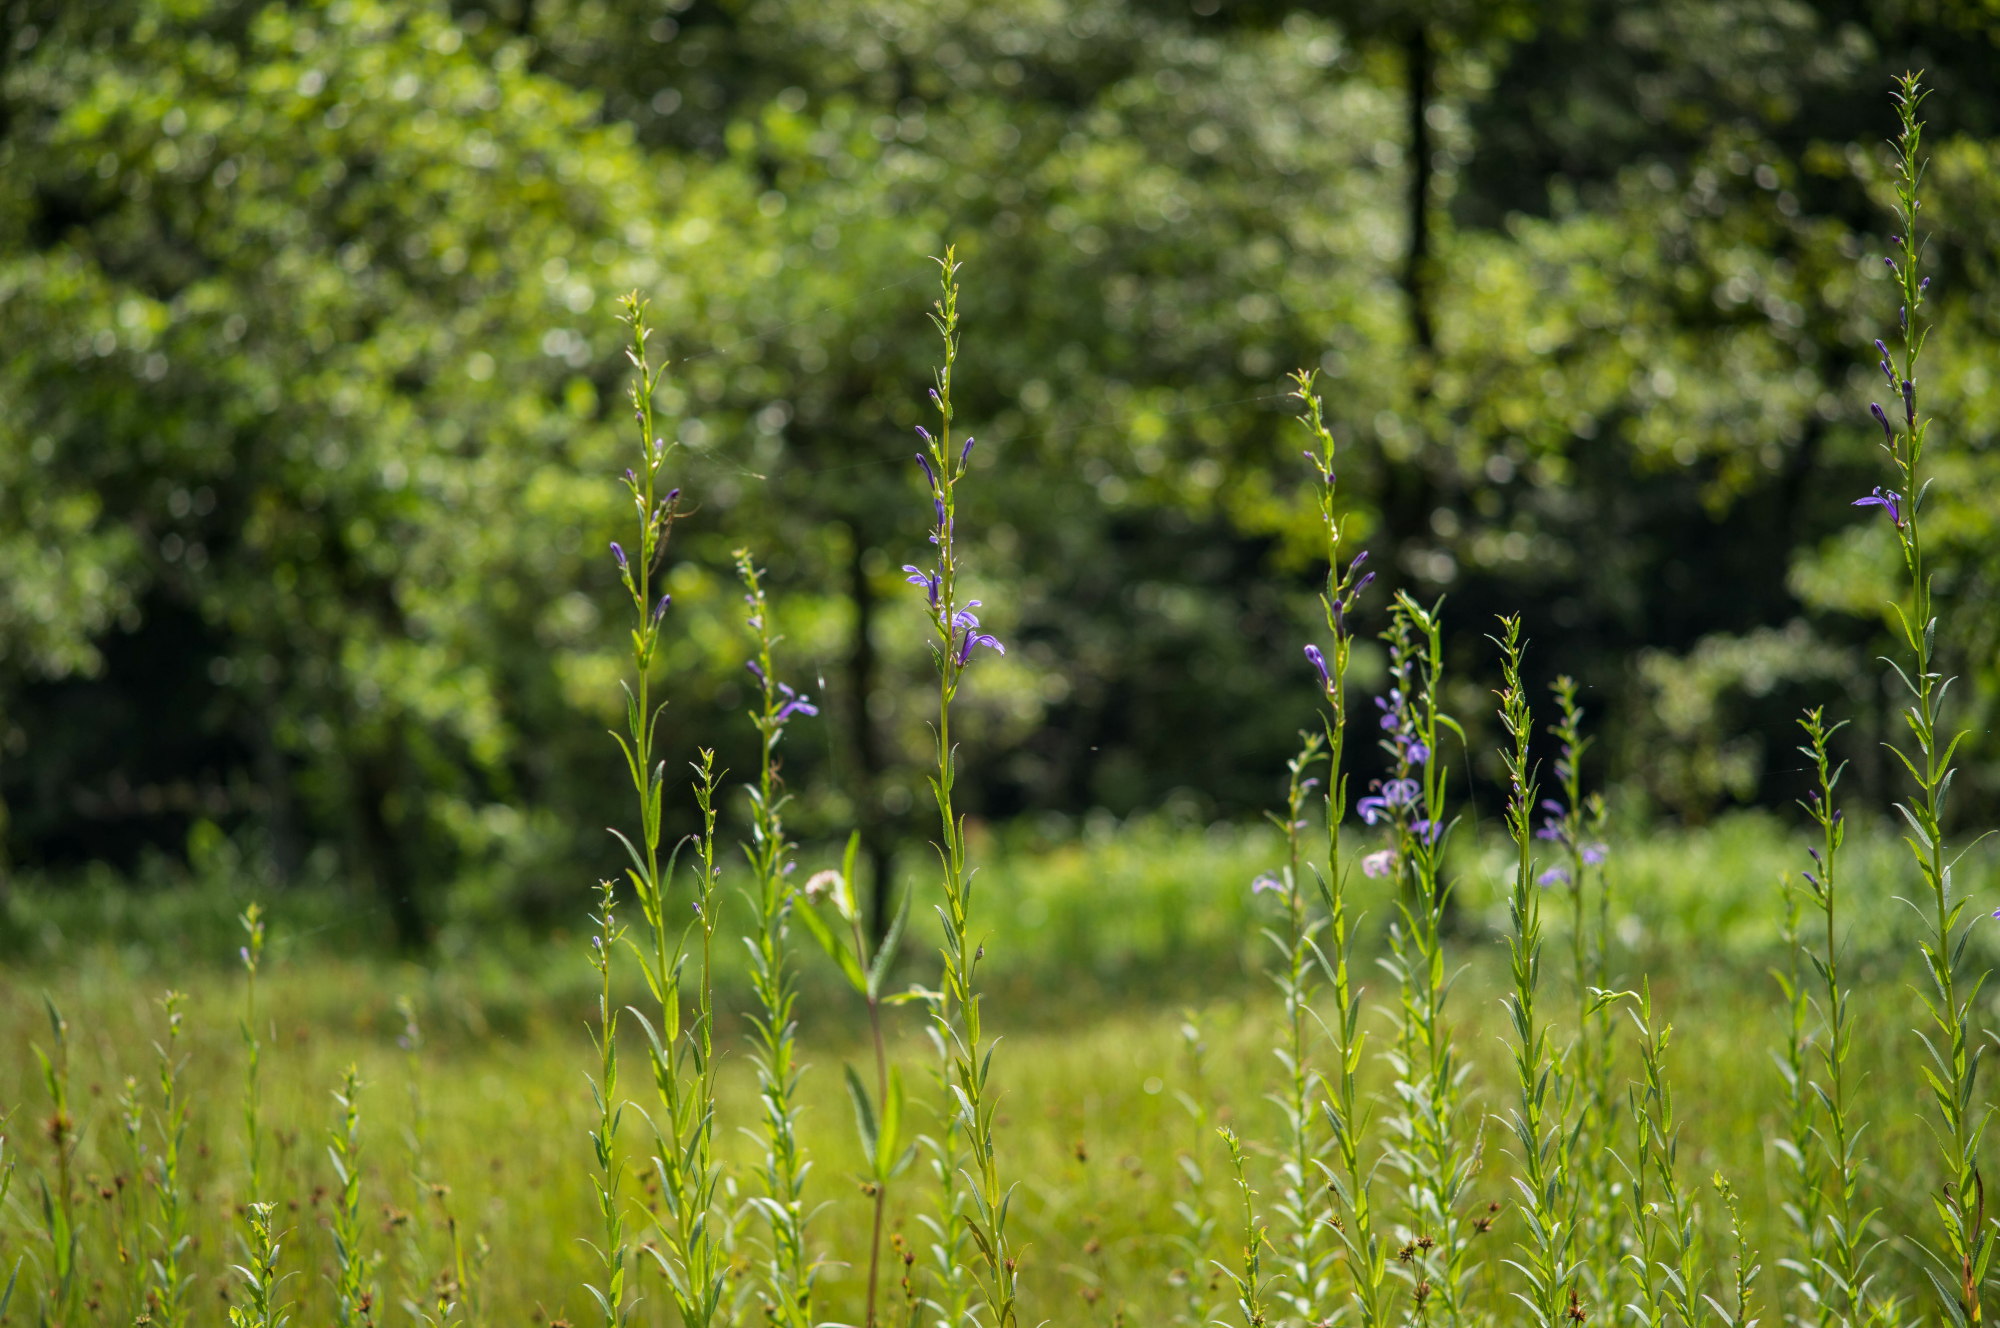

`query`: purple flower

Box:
[1582,842,1608,866]
[610,541,628,570]
[1853,486,1903,528]
[1538,866,1571,887]
[775,682,819,722]
[915,451,939,492]
[1304,644,1330,686]
[1361,849,1396,879]
[1357,777,1420,825]
[1409,818,1444,844]
[1397,735,1430,766]
[651,594,671,626]
[1252,873,1284,895]
[745,659,766,682]
[903,565,940,609]
[1870,402,1894,444]
[960,435,976,468]
[949,602,1006,666]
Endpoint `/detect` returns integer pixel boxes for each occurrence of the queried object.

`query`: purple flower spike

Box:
[1853,486,1903,528]
[960,435,976,468]
[916,452,939,492]
[610,541,628,570]
[1304,644,1330,686]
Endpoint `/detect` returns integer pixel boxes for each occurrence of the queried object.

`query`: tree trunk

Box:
[1403,21,1436,362]
[353,742,430,952]
[847,530,897,943]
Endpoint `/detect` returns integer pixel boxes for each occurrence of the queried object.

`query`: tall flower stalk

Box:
[794,826,917,1328]
[1259,730,1332,1324]
[1540,680,1617,1301]
[585,880,631,1328]
[1624,986,1702,1328]
[609,293,728,1328]
[1374,595,1477,1325]
[903,250,1017,1328]
[735,550,819,1328]
[329,1064,372,1328]
[31,997,80,1324]
[1291,371,1390,1327]
[1775,872,1828,1327]
[228,1201,289,1328]
[150,990,193,1328]
[1792,709,1886,1328]
[1216,1126,1273,1328]
[1852,73,1993,1328]
[239,903,267,1200]
[1494,618,1578,1328]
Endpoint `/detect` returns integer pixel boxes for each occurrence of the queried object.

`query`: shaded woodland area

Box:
[6,0,2000,945]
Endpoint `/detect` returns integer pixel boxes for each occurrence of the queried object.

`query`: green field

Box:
[2,813,1993,1326]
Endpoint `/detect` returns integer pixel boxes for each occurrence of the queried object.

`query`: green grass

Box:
[0,812,1995,1325]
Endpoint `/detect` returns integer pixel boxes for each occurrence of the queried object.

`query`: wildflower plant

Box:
[150,989,194,1328]
[1374,595,1480,1325]
[902,249,1019,1328]
[793,826,919,1328]
[1215,1126,1273,1328]
[585,879,633,1328]
[1852,72,1994,1327]
[1493,618,1580,1328]
[329,1063,373,1328]
[228,1201,292,1328]
[1783,709,1889,1328]
[31,997,79,1324]
[1290,370,1392,1328]
[608,292,729,1328]
[734,549,822,1328]
[1538,679,1618,1302]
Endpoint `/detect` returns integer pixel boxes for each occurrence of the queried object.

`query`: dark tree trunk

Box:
[846,529,897,943]
[1403,21,1436,362]
[354,743,430,952]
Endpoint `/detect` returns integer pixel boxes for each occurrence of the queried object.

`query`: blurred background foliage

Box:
[4,0,2000,947]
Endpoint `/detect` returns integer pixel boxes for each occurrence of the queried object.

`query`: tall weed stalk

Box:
[1854,73,1994,1327]
[903,250,1019,1328]
[1291,372,1390,1328]
[735,550,821,1328]
[609,293,728,1328]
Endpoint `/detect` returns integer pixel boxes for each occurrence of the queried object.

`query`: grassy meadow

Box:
[2,812,1993,1326]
